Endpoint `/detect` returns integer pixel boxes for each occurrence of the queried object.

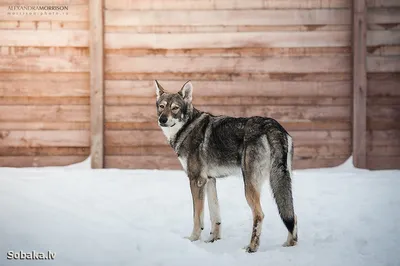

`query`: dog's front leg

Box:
[186,177,206,241]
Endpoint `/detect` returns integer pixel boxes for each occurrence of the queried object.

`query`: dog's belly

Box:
[207,164,242,179]
[178,155,241,178]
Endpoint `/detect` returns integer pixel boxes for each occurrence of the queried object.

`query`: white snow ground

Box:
[0,157,399,266]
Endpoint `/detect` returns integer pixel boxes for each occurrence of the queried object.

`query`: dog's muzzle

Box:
[158,115,168,125]
[159,122,176,128]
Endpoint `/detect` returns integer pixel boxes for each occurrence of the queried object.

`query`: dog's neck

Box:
[160,121,184,143]
[161,107,202,147]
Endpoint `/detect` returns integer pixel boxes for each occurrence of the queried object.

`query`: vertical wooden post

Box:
[90,0,104,168]
[353,0,367,169]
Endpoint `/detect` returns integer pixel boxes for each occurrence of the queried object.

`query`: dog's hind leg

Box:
[270,135,298,247]
[243,180,264,253]
[205,177,221,243]
[242,138,269,253]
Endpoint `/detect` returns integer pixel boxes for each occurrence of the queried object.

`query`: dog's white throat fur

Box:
[160,121,184,142]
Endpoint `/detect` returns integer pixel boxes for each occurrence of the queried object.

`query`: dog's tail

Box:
[269,134,297,241]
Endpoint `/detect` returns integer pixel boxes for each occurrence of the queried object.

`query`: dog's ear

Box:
[178,80,193,103]
[155,80,165,100]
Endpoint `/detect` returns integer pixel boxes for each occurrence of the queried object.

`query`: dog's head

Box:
[155,80,193,128]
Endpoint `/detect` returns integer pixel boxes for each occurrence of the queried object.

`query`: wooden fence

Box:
[0,0,398,170]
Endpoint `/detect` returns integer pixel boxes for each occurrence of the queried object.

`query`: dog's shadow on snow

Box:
[192,237,284,254]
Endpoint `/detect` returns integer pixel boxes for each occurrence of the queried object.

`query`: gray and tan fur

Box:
[155,80,298,253]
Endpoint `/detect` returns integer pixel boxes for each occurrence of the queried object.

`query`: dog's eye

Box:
[171,106,179,111]
[159,104,165,109]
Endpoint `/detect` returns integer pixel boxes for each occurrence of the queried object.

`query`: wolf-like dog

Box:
[155,80,298,253]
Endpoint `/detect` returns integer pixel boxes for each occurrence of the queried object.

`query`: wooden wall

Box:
[104,0,353,169]
[366,0,400,169]
[0,0,398,170]
[0,0,90,166]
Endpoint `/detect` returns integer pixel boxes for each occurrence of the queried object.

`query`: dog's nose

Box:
[159,115,168,124]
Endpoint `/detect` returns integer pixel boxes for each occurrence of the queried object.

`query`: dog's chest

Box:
[161,124,181,142]
[178,156,187,172]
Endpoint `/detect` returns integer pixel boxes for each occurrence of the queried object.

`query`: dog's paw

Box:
[243,245,258,253]
[205,233,221,243]
[282,239,297,247]
[185,235,200,242]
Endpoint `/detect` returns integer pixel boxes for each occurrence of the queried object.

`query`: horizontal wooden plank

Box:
[0,55,349,73]
[105,31,351,49]
[0,122,89,130]
[105,0,350,10]
[105,145,173,156]
[105,120,351,131]
[294,145,349,158]
[0,146,90,156]
[293,157,349,169]
[0,105,89,122]
[0,21,88,30]
[106,96,351,106]
[367,105,400,119]
[0,46,89,57]
[290,130,350,145]
[105,105,350,123]
[105,155,181,169]
[367,72,400,80]
[367,145,400,156]
[0,30,88,47]
[0,71,348,83]
[367,8,400,24]
[109,120,351,131]
[0,156,88,167]
[367,31,400,46]
[367,130,400,145]
[104,155,349,170]
[367,156,400,169]
[106,56,351,73]
[0,130,89,147]
[105,130,350,146]
[367,45,400,56]
[105,130,167,146]
[106,80,351,97]
[0,5,88,22]
[0,72,89,84]
[367,56,400,72]
[0,55,89,72]
[368,78,400,96]
[0,72,88,81]
[105,144,350,157]
[1,0,88,4]
[368,118,400,130]
[367,0,400,7]
[105,145,351,161]
[367,105,400,130]
[105,25,351,34]
[368,97,400,105]
[368,24,400,31]
[106,47,351,57]
[105,10,351,27]
[0,80,89,96]
[0,96,89,105]
[106,72,352,82]
[367,120,400,130]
